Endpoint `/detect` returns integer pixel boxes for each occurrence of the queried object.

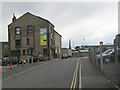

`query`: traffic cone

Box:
[22,57,24,65]
[10,63,12,70]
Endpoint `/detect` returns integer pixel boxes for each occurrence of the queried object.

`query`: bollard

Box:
[22,57,24,65]
[10,63,12,70]
[32,56,33,64]
[17,57,20,67]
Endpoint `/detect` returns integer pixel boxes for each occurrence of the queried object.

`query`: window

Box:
[27,38,30,45]
[27,49,29,55]
[11,50,16,57]
[30,49,33,56]
[23,50,25,55]
[15,27,21,35]
[11,50,21,57]
[16,50,21,56]
[15,39,21,47]
[27,25,33,34]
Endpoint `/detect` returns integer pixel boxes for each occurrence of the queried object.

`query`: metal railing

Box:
[88,44,120,88]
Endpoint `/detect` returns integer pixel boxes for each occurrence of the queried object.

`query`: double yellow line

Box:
[70,59,79,89]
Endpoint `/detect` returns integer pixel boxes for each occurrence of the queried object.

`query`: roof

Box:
[8,12,54,27]
[79,50,88,53]
[54,30,62,37]
[88,45,113,47]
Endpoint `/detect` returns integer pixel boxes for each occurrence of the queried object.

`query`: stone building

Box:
[114,34,120,48]
[8,12,62,60]
[54,31,62,58]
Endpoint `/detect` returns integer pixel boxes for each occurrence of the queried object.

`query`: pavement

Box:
[80,57,118,89]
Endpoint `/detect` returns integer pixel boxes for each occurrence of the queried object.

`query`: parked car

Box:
[2,58,9,66]
[96,49,114,64]
[96,49,114,59]
[96,48,120,64]
[102,49,114,63]
[19,60,27,64]
[8,59,18,65]
[62,54,68,59]
[43,56,48,61]
[38,55,44,61]
[29,56,39,63]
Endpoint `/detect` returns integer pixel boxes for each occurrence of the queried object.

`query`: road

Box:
[2,57,118,89]
[2,58,79,88]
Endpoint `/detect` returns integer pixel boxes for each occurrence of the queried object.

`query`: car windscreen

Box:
[102,49,113,54]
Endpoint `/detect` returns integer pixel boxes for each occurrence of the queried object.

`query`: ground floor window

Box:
[27,49,29,55]
[43,48,48,56]
[11,50,21,57]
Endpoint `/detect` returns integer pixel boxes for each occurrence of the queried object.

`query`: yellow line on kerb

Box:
[70,59,79,89]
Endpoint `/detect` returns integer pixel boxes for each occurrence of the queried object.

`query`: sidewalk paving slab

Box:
[80,57,118,89]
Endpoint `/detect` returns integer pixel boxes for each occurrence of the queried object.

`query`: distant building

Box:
[114,34,120,48]
[61,48,69,58]
[8,12,62,60]
[0,42,9,57]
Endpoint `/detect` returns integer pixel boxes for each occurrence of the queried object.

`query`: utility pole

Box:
[100,41,103,71]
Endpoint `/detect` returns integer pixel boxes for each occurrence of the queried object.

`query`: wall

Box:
[8,12,53,59]
[54,31,61,58]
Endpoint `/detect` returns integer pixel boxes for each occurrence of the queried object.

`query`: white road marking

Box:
[79,59,82,88]
[70,59,79,89]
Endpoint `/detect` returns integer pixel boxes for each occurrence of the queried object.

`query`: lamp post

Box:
[100,41,103,71]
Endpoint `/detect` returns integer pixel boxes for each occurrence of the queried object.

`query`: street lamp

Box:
[99,41,103,71]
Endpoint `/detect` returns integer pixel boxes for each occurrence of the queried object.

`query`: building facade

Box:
[54,31,62,58]
[114,34,120,48]
[8,12,61,60]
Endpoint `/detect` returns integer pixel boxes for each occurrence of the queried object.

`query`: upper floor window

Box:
[27,38,30,45]
[27,25,33,34]
[27,49,29,55]
[15,27,21,35]
[23,50,26,55]
[15,39,21,47]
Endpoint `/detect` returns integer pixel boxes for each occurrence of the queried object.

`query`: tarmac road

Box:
[2,58,79,88]
[2,57,118,89]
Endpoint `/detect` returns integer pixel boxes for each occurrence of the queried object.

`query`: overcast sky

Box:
[1,2,118,48]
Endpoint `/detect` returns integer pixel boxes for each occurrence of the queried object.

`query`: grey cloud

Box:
[2,2,118,47]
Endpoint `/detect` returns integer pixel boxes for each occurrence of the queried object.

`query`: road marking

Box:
[70,66,76,89]
[70,59,79,89]
[79,59,82,88]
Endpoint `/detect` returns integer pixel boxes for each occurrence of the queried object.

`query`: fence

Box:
[88,44,120,88]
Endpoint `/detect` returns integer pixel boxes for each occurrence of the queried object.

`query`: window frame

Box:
[27,49,29,55]
[27,38,30,45]
[23,50,26,55]
[15,27,21,35]
[15,39,21,47]
[27,25,33,34]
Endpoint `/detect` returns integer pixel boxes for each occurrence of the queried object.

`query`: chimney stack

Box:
[69,39,71,49]
[12,13,16,22]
